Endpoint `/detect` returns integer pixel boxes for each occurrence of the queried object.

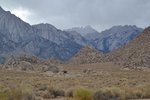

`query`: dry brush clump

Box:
[65,85,150,100]
[72,88,93,100]
[139,84,150,98]
[93,85,150,100]
[0,92,8,100]
[93,87,125,100]
[0,88,33,100]
[34,84,65,99]
[0,83,66,100]
[33,85,150,100]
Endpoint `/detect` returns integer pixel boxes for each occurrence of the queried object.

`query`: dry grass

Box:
[73,88,92,100]
[0,88,32,100]
[93,85,150,100]
[0,62,150,99]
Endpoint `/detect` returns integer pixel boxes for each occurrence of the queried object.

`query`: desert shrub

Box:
[36,86,65,99]
[93,87,125,100]
[22,93,33,100]
[93,90,111,100]
[46,87,65,98]
[93,90,106,100]
[73,88,92,100]
[0,92,8,100]
[0,87,33,100]
[8,89,23,100]
[54,89,65,97]
[66,89,73,98]
[125,87,144,99]
[140,84,150,98]
[7,88,33,100]
[35,86,55,99]
[93,86,150,100]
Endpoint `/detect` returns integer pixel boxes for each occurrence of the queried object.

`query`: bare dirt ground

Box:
[0,62,150,100]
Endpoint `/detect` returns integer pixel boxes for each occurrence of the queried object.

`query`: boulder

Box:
[18,61,33,71]
[41,65,59,73]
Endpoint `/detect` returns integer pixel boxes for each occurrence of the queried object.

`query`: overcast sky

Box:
[0,0,150,31]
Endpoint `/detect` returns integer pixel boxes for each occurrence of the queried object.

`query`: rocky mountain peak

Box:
[65,25,98,36]
[0,7,82,62]
[65,25,100,41]
[0,6,146,65]
[0,7,33,42]
[142,26,150,34]
[93,25,143,52]
[84,25,96,31]
[0,6,4,12]
[0,6,7,14]
[33,23,58,31]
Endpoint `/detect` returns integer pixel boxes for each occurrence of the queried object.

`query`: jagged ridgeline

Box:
[106,27,150,69]
[0,6,143,64]
[0,6,82,62]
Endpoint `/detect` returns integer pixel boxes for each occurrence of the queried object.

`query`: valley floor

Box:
[0,62,150,100]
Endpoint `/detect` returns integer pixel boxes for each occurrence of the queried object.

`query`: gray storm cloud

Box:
[0,0,150,31]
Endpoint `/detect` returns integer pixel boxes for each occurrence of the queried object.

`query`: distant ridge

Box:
[65,25,143,52]
[93,25,143,52]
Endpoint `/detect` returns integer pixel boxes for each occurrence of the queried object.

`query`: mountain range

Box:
[106,26,150,69]
[94,25,143,52]
[0,7,82,63]
[64,25,100,40]
[66,25,143,52]
[0,6,144,64]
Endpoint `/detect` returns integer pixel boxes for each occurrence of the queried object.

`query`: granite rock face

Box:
[4,54,60,73]
[68,46,104,64]
[66,25,143,53]
[0,6,144,65]
[0,7,82,63]
[106,27,150,68]
[65,25,100,41]
[92,25,143,52]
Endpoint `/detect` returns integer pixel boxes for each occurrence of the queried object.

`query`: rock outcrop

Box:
[68,46,104,64]
[107,27,150,69]
[3,55,60,73]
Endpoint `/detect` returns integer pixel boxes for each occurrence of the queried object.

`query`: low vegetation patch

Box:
[1,85,150,100]
[0,92,8,100]
[93,87,125,100]
[93,85,150,100]
[0,88,33,100]
[73,88,92,100]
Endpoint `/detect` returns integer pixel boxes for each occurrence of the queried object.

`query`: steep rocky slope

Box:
[0,7,82,62]
[66,25,143,53]
[68,46,104,64]
[93,25,143,52]
[32,23,82,59]
[107,27,150,69]
[64,30,88,46]
[0,7,34,42]
[0,6,145,64]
